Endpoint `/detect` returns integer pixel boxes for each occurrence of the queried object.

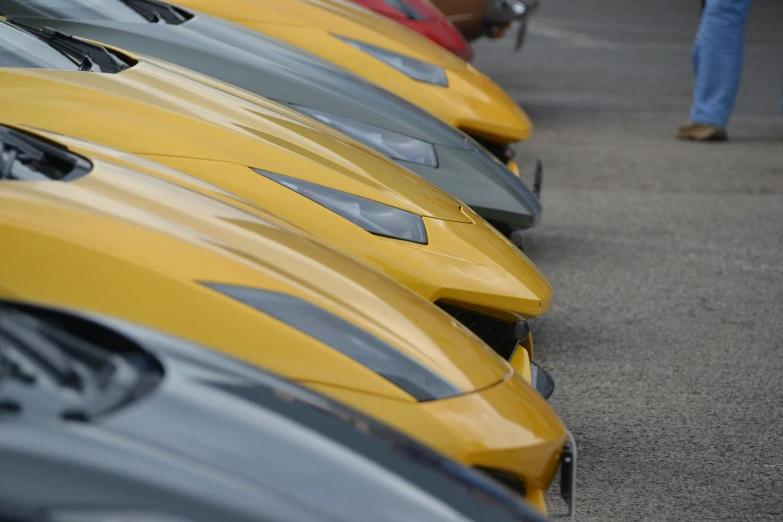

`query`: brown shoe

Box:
[677,121,728,141]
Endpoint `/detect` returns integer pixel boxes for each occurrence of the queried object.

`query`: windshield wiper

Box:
[119,0,189,25]
[4,19,128,73]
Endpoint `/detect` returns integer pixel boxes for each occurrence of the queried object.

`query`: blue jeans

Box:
[690,0,754,127]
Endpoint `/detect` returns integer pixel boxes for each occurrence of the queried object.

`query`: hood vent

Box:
[121,0,193,25]
[436,302,526,361]
[0,126,92,182]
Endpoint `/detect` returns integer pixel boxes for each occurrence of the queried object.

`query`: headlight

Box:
[201,284,461,402]
[252,169,428,245]
[333,35,448,87]
[293,105,438,167]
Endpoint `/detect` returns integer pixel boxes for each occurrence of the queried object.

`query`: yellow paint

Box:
[510,347,532,383]
[508,159,521,177]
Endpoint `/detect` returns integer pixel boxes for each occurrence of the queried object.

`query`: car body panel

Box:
[309,370,566,481]
[0,300,551,522]
[0,126,567,511]
[20,126,551,317]
[169,0,533,144]
[305,371,565,511]
[0,7,542,228]
[131,155,551,316]
[0,40,552,323]
[0,163,512,398]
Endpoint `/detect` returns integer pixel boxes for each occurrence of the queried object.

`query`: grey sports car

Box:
[0,299,551,522]
[0,0,543,240]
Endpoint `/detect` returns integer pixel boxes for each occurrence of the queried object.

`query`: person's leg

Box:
[689,0,754,127]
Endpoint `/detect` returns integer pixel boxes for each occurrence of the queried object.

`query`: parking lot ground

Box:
[473,1,783,520]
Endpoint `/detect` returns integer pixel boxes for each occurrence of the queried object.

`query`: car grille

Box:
[475,467,527,498]
[436,302,519,360]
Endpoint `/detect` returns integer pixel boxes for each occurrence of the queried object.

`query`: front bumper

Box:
[472,149,543,229]
[453,133,543,231]
[478,431,575,516]
[493,157,543,250]
[420,373,570,515]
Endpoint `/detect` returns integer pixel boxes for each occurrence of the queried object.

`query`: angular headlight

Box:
[201,284,461,401]
[253,169,428,244]
[333,35,448,87]
[294,105,438,167]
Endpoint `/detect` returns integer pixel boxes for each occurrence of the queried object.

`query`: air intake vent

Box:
[0,126,92,182]
[436,302,520,360]
[122,0,194,25]
[475,467,527,498]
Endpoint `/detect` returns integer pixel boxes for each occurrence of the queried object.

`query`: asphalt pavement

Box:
[472,1,783,520]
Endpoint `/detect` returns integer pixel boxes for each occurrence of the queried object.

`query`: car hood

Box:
[0,57,470,223]
[0,339,464,522]
[170,0,532,143]
[0,148,512,399]
[0,422,335,522]
[36,126,551,318]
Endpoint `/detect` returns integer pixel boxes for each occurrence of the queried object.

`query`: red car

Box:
[350,0,474,62]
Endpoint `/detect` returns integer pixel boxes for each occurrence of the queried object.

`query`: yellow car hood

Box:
[0,145,513,399]
[0,57,467,223]
[52,131,552,318]
[173,0,532,143]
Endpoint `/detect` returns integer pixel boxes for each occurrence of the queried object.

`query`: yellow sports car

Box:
[0,19,550,380]
[172,0,533,161]
[0,122,575,514]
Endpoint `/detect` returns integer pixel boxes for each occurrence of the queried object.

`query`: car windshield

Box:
[8,0,148,21]
[0,21,80,69]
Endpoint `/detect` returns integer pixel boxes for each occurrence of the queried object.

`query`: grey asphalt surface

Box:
[472,1,783,520]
